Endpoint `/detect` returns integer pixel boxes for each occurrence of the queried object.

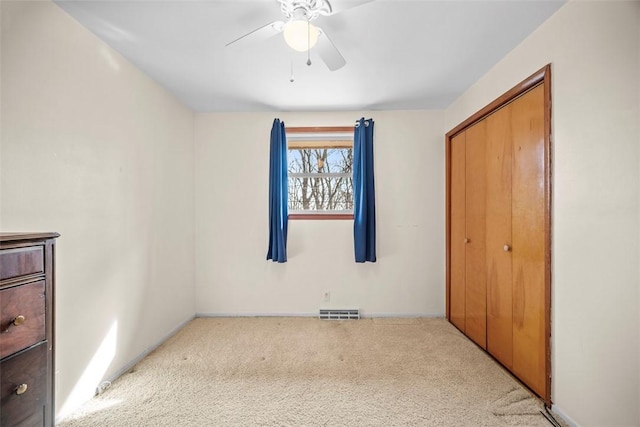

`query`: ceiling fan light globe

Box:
[283,20,319,52]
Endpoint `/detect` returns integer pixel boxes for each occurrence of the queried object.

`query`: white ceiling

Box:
[54,0,565,112]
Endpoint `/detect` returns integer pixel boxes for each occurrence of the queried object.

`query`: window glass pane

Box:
[287,144,353,212]
[288,176,353,211]
[288,148,352,175]
[288,149,302,171]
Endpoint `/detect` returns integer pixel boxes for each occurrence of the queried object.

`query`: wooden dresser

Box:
[1,233,59,427]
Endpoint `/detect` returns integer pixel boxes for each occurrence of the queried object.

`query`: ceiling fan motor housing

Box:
[278,0,333,21]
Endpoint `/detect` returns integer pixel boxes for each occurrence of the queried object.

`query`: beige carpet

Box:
[58,317,565,426]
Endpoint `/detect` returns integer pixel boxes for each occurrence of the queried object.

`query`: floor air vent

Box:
[319,309,360,320]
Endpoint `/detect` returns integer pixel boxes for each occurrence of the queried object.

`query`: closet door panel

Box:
[511,85,546,397]
[464,121,487,349]
[485,105,514,368]
[450,132,467,332]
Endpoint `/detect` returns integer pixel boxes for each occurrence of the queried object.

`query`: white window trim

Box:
[286,127,354,218]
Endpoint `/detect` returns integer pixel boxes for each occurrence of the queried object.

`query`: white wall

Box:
[1,1,195,419]
[195,110,444,317]
[445,2,640,426]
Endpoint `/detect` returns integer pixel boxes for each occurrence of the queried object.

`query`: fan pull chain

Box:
[290,60,295,83]
[307,21,312,66]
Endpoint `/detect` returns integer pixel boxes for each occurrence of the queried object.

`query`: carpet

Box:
[58,317,565,426]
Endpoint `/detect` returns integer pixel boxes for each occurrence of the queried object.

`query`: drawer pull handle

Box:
[12,315,26,326]
[15,384,28,395]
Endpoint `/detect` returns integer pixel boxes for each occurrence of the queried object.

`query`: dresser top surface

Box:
[0,232,60,243]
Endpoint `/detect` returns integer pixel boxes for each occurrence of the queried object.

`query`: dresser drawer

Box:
[0,281,46,359]
[0,341,48,427]
[0,246,44,282]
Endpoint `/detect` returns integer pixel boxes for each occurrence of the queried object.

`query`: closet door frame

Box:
[445,64,552,405]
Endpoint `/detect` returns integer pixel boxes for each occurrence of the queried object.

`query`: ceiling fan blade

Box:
[315,29,346,71]
[328,0,375,15]
[226,21,284,49]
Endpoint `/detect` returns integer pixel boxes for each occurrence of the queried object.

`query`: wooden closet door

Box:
[449,132,466,331]
[511,85,547,398]
[464,121,487,349]
[485,105,514,368]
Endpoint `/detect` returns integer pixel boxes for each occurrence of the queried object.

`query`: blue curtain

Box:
[266,118,288,263]
[353,118,376,263]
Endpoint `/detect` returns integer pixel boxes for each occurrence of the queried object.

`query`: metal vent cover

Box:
[319,309,360,320]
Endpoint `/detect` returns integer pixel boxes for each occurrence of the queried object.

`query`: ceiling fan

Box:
[226,0,373,71]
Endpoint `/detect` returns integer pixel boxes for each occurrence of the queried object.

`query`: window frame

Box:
[286,126,355,221]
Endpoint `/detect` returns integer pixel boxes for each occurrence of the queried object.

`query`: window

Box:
[286,127,354,219]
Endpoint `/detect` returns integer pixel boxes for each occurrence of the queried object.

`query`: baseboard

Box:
[363,312,444,318]
[102,317,194,388]
[196,312,317,318]
[55,314,195,424]
[196,312,444,318]
[105,314,196,383]
[551,404,580,427]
